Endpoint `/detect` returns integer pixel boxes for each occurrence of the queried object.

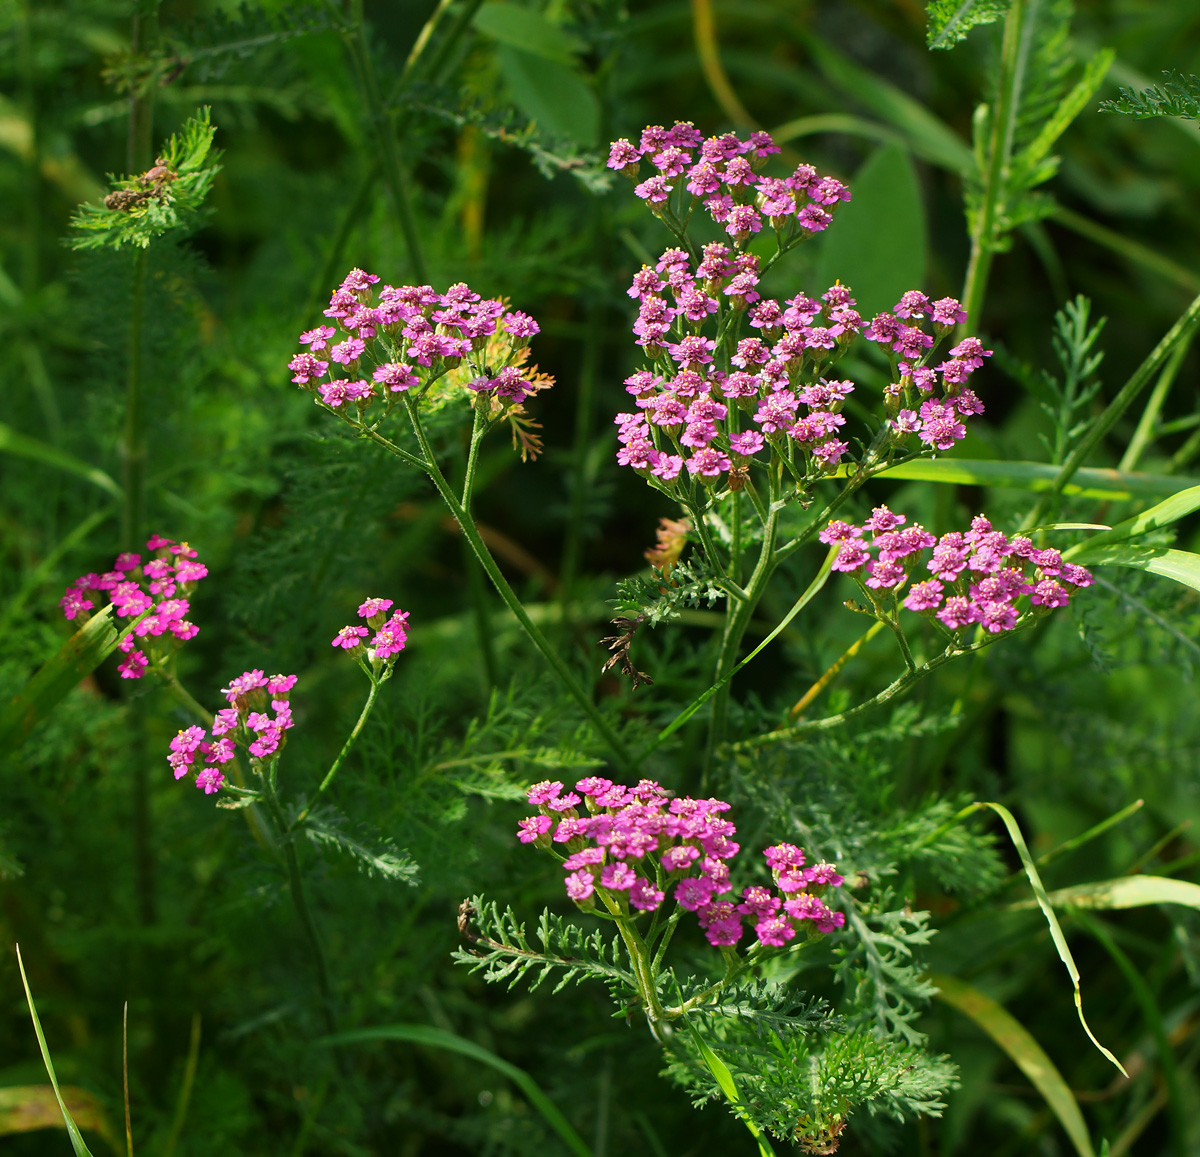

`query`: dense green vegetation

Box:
[3,1,1200,1154]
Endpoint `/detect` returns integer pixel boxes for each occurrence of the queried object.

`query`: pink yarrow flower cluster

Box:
[517,777,844,948]
[289,268,551,416]
[618,262,987,487]
[168,672,297,795]
[330,597,410,661]
[822,507,1095,632]
[60,535,206,679]
[608,122,847,245]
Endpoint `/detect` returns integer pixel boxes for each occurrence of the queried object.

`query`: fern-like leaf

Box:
[301,806,419,884]
[926,0,1009,50]
[1100,70,1200,123]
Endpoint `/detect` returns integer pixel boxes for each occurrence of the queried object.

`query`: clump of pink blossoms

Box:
[517,777,844,948]
[288,268,551,419]
[168,671,297,795]
[60,535,206,679]
[609,124,992,493]
[822,507,1095,633]
[330,596,410,660]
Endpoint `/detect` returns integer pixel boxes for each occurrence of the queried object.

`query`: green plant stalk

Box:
[292,679,381,828]
[161,1013,201,1157]
[959,0,1027,330]
[263,788,338,1034]
[345,0,429,283]
[1025,289,1200,528]
[403,399,633,771]
[1119,332,1193,471]
[704,504,779,781]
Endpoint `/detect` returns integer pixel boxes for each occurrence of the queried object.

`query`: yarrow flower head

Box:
[167,671,298,795]
[516,777,844,948]
[290,270,555,460]
[824,506,1094,633]
[331,597,412,667]
[61,535,207,679]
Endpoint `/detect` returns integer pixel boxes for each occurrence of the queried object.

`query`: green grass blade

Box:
[1063,544,1200,594]
[14,945,96,1156]
[680,1016,777,1157]
[1064,485,1200,557]
[318,1025,594,1157]
[854,458,1200,500]
[932,972,1095,1157]
[0,421,122,499]
[1016,874,1200,911]
[982,803,1127,1076]
[0,605,124,753]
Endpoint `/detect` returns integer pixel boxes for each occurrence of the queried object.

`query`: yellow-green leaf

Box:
[1020,874,1200,912]
[1066,544,1200,594]
[0,1086,119,1153]
[932,973,1095,1157]
[1065,485,1200,557]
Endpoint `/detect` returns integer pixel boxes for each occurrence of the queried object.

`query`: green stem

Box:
[345,1,429,283]
[1024,289,1200,528]
[1119,330,1193,472]
[703,505,779,783]
[122,248,148,552]
[403,400,632,771]
[959,0,1028,331]
[292,680,381,828]
[265,790,338,1034]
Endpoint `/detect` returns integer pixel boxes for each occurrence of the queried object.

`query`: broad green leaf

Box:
[981,802,1126,1076]
[473,3,584,64]
[0,421,121,498]
[319,1025,594,1157]
[495,45,599,145]
[1063,485,1200,556]
[859,458,1200,500]
[14,946,96,1156]
[926,0,1010,50]
[932,973,1095,1157]
[1065,544,1200,595]
[1018,875,1200,912]
[0,1087,119,1153]
[0,605,124,753]
[814,144,926,318]
[800,36,974,175]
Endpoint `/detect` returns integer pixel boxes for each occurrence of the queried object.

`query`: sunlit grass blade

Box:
[0,605,123,752]
[318,1024,594,1157]
[851,457,1200,500]
[0,1087,119,1152]
[1064,485,1200,556]
[1064,544,1200,595]
[1014,874,1200,911]
[0,421,122,499]
[932,972,1095,1157]
[981,803,1127,1076]
[680,1013,777,1157]
[14,945,96,1156]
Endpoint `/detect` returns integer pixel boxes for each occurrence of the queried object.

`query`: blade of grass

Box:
[932,972,1096,1157]
[122,1003,131,1157]
[318,1025,594,1157]
[160,1013,200,1157]
[1064,544,1200,595]
[1064,485,1200,556]
[14,945,96,1157]
[983,803,1127,1076]
[0,421,122,499]
[1014,875,1200,911]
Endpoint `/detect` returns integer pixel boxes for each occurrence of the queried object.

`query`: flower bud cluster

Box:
[167,671,297,795]
[822,507,1095,633]
[330,596,410,661]
[517,777,844,948]
[608,122,845,244]
[288,267,550,419]
[60,535,206,679]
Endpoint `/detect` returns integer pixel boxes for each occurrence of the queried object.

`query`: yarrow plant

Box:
[60,534,206,679]
[600,123,1087,764]
[458,777,956,1150]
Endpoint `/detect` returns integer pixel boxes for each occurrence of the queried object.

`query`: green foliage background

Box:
[2,0,1200,1154]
